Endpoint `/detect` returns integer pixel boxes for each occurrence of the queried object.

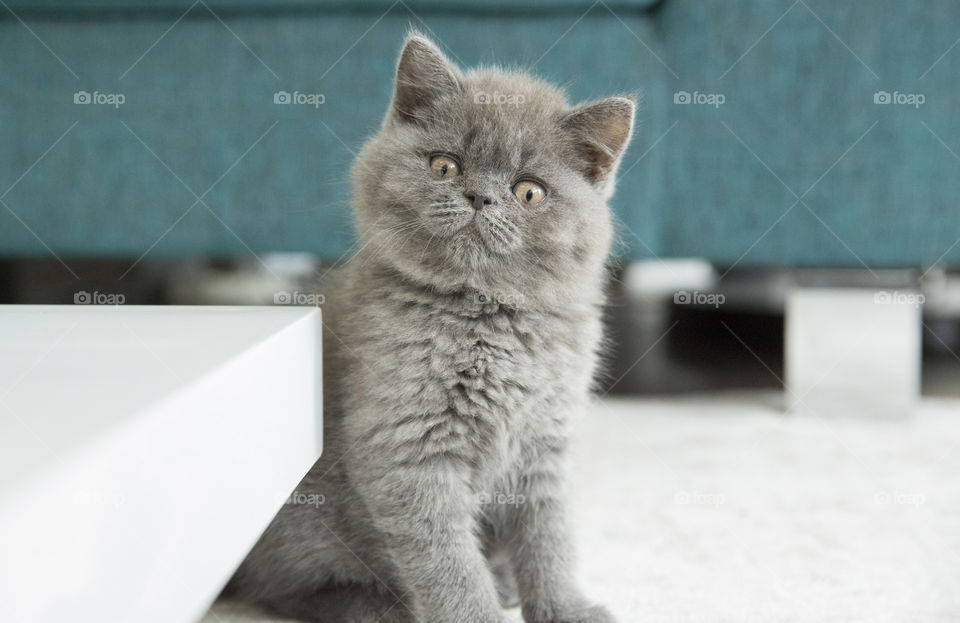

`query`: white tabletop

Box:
[0,305,323,623]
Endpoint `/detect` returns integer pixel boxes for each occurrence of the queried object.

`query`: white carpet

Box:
[204,392,960,622]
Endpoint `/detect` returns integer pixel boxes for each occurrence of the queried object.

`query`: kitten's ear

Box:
[392,35,462,123]
[561,96,636,182]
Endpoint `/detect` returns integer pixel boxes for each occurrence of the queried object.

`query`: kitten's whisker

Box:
[363,219,430,269]
[419,231,439,263]
[355,220,425,270]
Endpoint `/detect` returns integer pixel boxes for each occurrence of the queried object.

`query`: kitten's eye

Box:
[512,180,546,206]
[430,155,461,179]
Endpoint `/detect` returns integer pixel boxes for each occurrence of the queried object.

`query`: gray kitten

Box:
[227,34,635,623]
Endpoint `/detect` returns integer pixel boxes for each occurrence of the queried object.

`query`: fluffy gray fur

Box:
[227,34,635,623]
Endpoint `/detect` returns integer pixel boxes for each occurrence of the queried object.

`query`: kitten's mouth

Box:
[447,218,497,260]
[473,223,496,253]
[436,208,513,258]
[471,214,514,256]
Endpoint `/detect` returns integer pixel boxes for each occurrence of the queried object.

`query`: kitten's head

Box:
[352,34,635,308]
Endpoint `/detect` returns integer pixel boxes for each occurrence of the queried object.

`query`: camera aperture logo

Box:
[74,90,125,108]
[674,491,725,507]
[74,290,125,305]
[874,290,924,308]
[873,90,924,108]
[674,90,725,108]
[274,290,325,306]
[477,491,526,507]
[474,91,525,107]
[674,290,725,308]
[274,90,325,108]
[472,290,525,307]
[874,491,924,507]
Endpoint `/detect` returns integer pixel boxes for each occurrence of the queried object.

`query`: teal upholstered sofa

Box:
[1,0,958,267]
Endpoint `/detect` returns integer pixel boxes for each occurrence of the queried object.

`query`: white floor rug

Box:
[204,392,960,622]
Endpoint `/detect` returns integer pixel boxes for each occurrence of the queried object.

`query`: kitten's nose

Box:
[464,191,493,211]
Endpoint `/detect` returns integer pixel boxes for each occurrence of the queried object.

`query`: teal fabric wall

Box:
[1,0,958,266]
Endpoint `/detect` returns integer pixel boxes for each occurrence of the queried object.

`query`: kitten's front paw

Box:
[524,602,617,623]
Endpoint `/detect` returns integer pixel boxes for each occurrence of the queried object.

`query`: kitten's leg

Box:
[350,459,509,623]
[488,547,521,608]
[481,518,521,609]
[258,583,416,623]
[509,448,616,623]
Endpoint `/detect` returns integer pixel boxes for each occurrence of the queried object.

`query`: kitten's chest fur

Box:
[334,273,601,484]
[404,301,583,484]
